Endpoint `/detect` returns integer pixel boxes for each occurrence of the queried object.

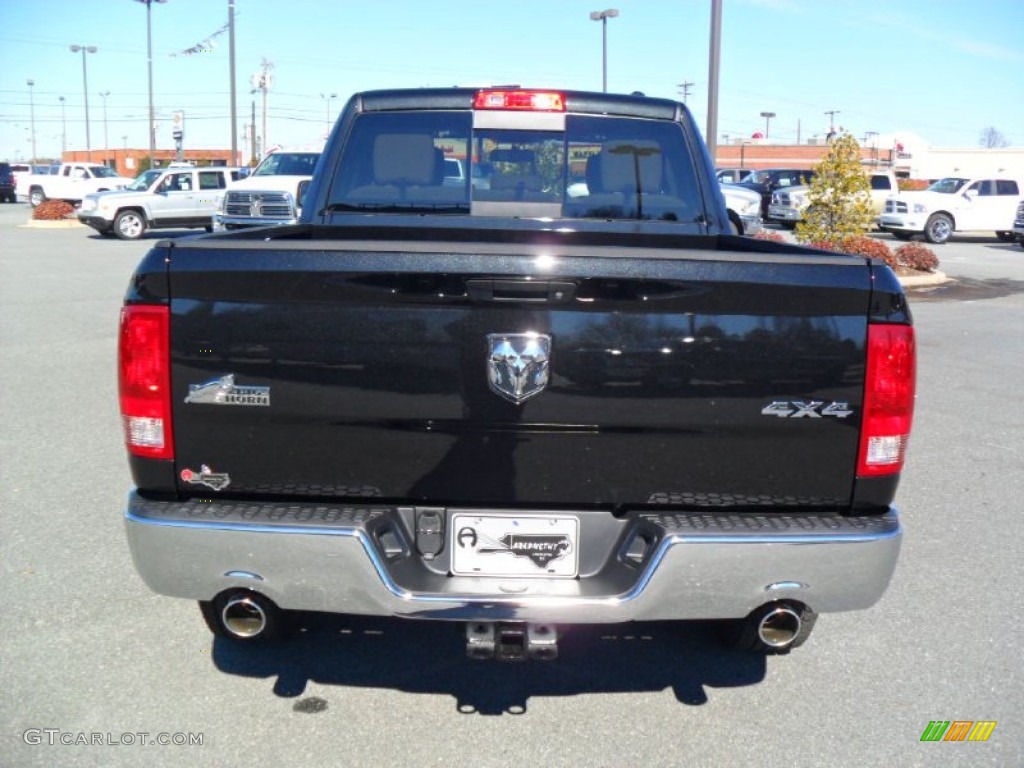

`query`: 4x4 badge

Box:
[487,333,551,404]
[761,401,853,418]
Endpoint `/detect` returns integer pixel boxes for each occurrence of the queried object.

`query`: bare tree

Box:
[979,127,1009,148]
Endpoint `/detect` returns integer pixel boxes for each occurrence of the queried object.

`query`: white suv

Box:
[877,176,1024,244]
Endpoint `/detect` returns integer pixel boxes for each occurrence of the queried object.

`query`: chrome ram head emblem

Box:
[487,333,551,404]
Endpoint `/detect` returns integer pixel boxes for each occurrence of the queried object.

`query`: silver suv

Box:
[77,165,246,240]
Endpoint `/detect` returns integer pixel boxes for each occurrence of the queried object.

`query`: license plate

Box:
[450,513,579,578]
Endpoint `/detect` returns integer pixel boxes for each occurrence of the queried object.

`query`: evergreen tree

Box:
[795,133,874,243]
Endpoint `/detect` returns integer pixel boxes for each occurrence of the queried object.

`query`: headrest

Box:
[599,141,663,192]
[373,134,437,184]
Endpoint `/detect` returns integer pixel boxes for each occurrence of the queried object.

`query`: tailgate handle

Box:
[466,279,576,303]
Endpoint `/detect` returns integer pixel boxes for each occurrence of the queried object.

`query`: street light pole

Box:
[589,8,619,93]
[100,91,111,165]
[320,92,337,137]
[134,0,167,169]
[70,45,98,155]
[26,79,37,163]
[706,0,722,165]
[59,96,66,156]
[760,111,776,140]
[229,0,238,165]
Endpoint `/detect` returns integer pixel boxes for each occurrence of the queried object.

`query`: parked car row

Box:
[9,155,1022,246]
[719,164,1024,245]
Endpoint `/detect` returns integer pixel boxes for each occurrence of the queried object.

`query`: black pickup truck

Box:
[119,88,915,660]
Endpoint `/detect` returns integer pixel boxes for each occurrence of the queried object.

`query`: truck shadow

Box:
[906,277,1024,302]
[210,614,769,714]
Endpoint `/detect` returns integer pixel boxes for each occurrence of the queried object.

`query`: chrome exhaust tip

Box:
[756,605,803,649]
[221,595,268,639]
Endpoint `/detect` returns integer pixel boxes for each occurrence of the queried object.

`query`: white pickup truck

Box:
[21,162,134,207]
[1013,200,1024,249]
[768,169,898,228]
[720,183,763,235]
[213,147,322,230]
[877,176,1024,244]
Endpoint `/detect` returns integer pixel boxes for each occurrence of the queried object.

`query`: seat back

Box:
[347,134,465,205]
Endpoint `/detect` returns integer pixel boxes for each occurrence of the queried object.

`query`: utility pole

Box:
[825,109,840,140]
[676,81,694,103]
[59,96,67,156]
[228,0,237,165]
[100,91,111,164]
[250,99,257,164]
[27,79,37,163]
[705,0,722,164]
[250,58,274,158]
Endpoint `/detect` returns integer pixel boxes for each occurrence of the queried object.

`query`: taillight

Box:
[857,323,915,477]
[473,90,565,112]
[118,304,174,460]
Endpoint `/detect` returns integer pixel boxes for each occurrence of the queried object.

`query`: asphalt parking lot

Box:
[1,202,1021,767]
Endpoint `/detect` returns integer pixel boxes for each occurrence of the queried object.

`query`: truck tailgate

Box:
[167,236,870,509]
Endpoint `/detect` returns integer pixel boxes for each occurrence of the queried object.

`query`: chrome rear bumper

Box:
[125,491,901,623]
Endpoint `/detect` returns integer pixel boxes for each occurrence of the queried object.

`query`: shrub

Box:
[32,200,76,220]
[753,230,786,243]
[805,235,940,273]
[795,133,875,243]
[894,242,940,272]
[806,236,892,260]
[835,235,894,261]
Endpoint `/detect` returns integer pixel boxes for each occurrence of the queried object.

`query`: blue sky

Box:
[1,0,1022,162]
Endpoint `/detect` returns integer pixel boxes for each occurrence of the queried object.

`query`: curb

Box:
[19,218,85,229]
[898,270,949,288]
